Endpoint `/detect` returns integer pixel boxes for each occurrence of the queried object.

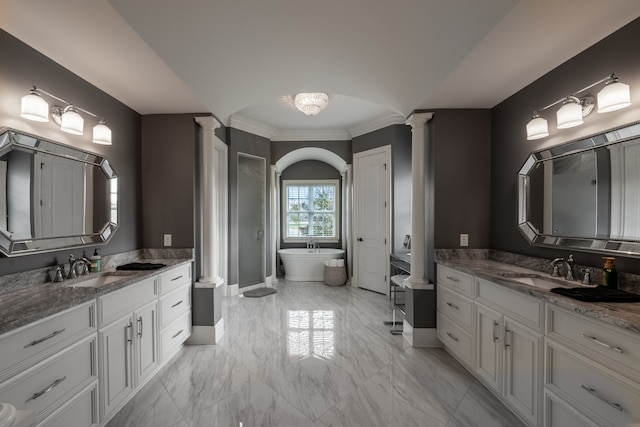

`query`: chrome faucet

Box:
[306,237,319,252]
[67,255,92,279]
[550,254,575,281]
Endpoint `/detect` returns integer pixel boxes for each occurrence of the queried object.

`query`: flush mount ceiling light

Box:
[20,86,112,145]
[525,74,631,140]
[294,93,329,116]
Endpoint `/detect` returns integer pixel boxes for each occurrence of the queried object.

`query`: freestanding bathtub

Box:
[278,248,345,281]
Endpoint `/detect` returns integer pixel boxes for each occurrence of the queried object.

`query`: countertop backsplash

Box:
[436,248,640,295]
[0,248,194,293]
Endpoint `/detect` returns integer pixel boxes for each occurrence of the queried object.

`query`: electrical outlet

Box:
[164,234,172,247]
[460,233,469,247]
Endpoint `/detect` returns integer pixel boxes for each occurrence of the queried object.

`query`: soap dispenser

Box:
[90,249,102,272]
[602,257,618,289]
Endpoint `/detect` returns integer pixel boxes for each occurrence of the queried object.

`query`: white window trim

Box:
[282,179,340,243]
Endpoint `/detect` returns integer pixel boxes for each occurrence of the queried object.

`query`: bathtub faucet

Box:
[306,237,319,252]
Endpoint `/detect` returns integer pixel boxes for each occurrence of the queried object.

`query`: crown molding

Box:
[230,112,407,141]
[271,128,351,141]
[229,114,275,139]
[348,112,406,138]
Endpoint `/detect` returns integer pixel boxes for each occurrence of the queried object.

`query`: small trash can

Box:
[324,260,347,286]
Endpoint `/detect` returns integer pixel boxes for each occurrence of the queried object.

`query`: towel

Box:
[116,262,167,271]
[550,286,640,302]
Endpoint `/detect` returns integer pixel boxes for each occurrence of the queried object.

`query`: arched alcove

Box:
[275,147,347,173]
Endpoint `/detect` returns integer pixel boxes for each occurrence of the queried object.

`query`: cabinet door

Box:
[134,302,158,385]
[475,303,502,392]
[503,317,542,426]
[99,315,134,420]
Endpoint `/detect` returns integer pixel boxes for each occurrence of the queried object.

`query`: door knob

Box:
[357,238,363,241]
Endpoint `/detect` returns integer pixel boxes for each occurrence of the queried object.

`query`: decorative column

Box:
[403,111,437,347]
[270,166,280,286]
[189,116,227,345]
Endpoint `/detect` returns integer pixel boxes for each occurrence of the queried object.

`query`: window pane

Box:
[284,182,338,239]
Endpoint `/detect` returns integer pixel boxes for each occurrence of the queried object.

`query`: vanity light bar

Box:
[20,86,112,145]
[526,74,631,140]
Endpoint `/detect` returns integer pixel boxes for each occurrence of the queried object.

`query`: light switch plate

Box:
[460,234,469,247]
[164,234,172,246]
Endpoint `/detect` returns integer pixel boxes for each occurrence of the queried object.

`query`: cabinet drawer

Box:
[547,304,640,382]
[437,265,474,297]
[158,264,191,296]
[546,341,640,427]
[476,277,542,331]
[98,277,157,327]
[40,382,98,427]
[0,301,95,383]
[160,311,191,361]
[543,390,598,427]
[437,286,473,331]
[437,311,473,367]
[159,284,191,329]
[0,334,97,422]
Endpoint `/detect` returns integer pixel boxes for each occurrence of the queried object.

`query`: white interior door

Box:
[353,146,390,295]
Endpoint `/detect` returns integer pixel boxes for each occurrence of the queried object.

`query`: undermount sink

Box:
[65,271,137,288]
[495,271,577,290]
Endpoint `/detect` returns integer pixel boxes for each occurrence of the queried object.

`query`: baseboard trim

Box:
[187,318,225,345]
[226,283,239,296]
[402,323,440,347]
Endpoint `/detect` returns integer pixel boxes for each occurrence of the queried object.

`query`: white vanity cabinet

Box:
[475,277,543,427]
[543,304,640,427]
[157,264,192,361]
[0,301,98,426]
[97,276,158,421]
[436,265,475,368]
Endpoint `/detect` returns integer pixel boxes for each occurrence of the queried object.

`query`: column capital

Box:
[405,112,434,129]
[195,116,222,131]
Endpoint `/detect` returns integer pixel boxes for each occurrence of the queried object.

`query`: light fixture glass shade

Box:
[20,91,49,122]
[294,93,329,116]
[597,80,631,113]
[556,100,583,129]
[526,116,549,140]
[92,120,112,145]
[60,106,84,135]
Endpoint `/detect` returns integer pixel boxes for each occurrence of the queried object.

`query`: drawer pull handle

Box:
[172,329,184,339]
[492,321,500,343]
[138,317,143,338]
[581,334,624,353]
[127,322,133,344]
[446,301,459,310]
[445,276,459,282]
[26,376,66,403]
[446,332,459,342]
[504,328,512,349]
[171,275,184,282]
[24,328,66,348]
[581,385,624,412]
[171,300,184,308]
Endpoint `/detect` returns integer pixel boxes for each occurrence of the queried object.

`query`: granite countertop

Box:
[0,258,192,335]
[437,258,640,335]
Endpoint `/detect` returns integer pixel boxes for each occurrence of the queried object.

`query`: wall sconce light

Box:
[20,86,112,145]
[526,74,631,140]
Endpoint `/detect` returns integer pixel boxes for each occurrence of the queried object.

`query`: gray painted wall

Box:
[0,29,142,276]
[432,110,492,249]
[228,128,271,286]
[491,17,640,275]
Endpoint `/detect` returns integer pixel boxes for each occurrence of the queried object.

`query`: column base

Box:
[187,318,225,345]
[402,322,441,347]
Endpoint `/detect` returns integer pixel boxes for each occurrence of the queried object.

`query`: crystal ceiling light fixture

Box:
[525,74,631,140]
[294,93,329,116]
[20,86,112,145]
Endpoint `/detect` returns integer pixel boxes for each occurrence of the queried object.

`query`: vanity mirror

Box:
[518,121,640,257]
[0,127,118,256]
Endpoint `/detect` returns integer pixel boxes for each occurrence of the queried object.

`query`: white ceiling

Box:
[2,0,640,139]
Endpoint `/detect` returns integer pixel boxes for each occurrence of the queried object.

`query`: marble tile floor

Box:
[106,280,524,427]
